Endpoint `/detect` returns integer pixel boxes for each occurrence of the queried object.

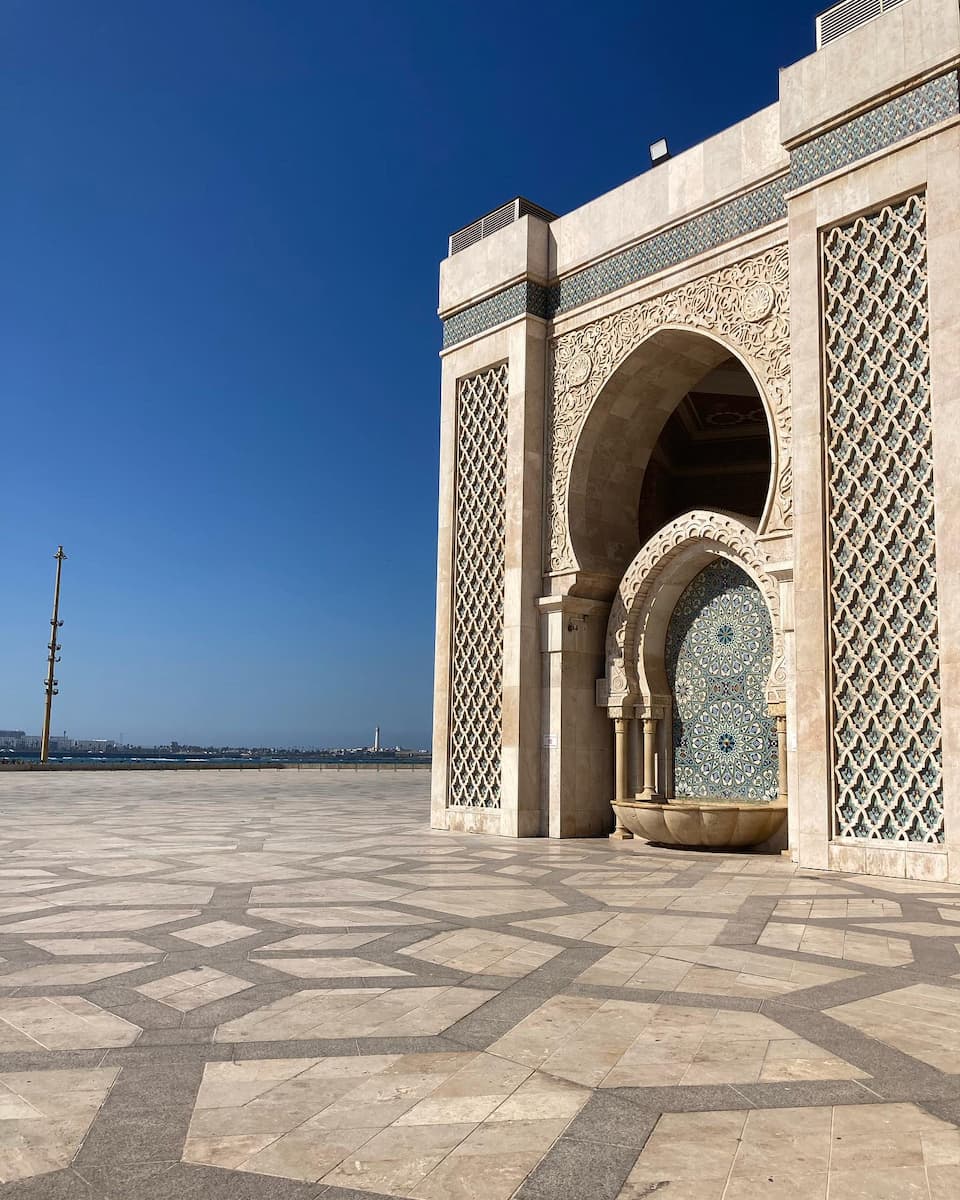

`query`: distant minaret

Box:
[374,725,381,752]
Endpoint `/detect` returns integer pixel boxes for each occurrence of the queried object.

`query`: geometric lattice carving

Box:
[448,364,508,808]
[666,560,778,801]
[823,194,943,843]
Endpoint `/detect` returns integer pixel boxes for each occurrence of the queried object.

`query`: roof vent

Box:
[816,0,908,48]
[449,198,557,256]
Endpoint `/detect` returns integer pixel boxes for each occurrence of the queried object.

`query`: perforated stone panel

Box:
[666,560,778,801]
[448,364,508,808]
[823,194,944,843]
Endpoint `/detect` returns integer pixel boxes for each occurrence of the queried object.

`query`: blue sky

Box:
[2,1,820,748]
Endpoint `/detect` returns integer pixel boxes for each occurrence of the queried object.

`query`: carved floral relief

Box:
[547,247,792,574]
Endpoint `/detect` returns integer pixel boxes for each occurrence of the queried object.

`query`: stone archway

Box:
[547,247,791,594]
[540,247,793,839]
[598,509,787,814]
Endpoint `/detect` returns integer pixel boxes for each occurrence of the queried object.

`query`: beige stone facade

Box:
[432,0,960,881]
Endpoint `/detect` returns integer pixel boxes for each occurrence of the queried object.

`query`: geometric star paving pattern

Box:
[0,770,958,1199]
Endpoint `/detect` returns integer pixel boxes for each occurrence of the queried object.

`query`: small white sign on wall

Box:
[542,733,559,749]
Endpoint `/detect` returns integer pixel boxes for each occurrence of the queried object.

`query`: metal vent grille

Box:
[449,198,556,256]
[817,0,908,48]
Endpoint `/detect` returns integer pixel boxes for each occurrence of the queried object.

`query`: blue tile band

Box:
[441,70,959,349]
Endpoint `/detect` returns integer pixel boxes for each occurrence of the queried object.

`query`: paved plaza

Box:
[0,773,958,1197]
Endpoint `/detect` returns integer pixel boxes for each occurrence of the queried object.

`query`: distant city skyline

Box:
[0,726,425,753]
[2,1,820,746]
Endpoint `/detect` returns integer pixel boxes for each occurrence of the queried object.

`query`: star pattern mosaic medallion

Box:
[666,558,779,799]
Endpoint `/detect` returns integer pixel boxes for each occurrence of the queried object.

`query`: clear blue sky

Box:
[2,1,819,748]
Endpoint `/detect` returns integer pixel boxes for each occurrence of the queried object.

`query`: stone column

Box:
[640,716,660,800]
[610,715,634,839]
[540,595,613,837]
[628,715,642,798]
[776,712,788,803]
[614,718,629,802]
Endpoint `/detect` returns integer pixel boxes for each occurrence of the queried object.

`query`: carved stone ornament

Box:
[603,510,787,708]
[741,282,776,322]
[548,246,792,574]
[566,352,593,386]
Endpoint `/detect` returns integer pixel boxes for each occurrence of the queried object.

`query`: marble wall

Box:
[433,0,960,878]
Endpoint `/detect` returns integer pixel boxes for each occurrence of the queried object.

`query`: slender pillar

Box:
[776,713,788,803]
[628,716,642,798]
[614,718,629,801]
[640,717,659,800]
[611,716,633,839]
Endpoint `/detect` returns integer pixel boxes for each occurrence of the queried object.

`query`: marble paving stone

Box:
[319,856,405,873]
[69,859,168,877]
[0,1067,119,1183]
[249,880,409,905]
[827,984,960,1072]
[247,907,436,929]
[0,909,201,933]
[512,911,614,941]
[252,957,412,979]
[170,921,259,947]
[137,967,254,1012]
[577,944,854,997]
[184,1052,589,1194]
[383,872,518,888]
[23,938,159,956]
[38,882,215,906]
[487,995,866,1088]
[398,889,567,919]
[399,930,562,978]
[0,996,140,1050]
[851,921,960,938]
[0,902,58,917]
[214,986,497,1042]
[578,913,728,949]
[257,933,389,952]
[616,1103,960,1199]
[0,882,65,895]
[1,772,960,1200]
[772,898,901,919]
[166,853,315,883]
[845,878,959,895]
[758,923,914,965]
[0,962,153,987]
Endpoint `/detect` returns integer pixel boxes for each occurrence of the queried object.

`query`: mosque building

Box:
[431,0,960,882]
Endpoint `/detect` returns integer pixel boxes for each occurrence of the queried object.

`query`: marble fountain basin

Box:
[612,797,787,849]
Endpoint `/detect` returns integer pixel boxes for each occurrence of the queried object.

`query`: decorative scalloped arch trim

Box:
[602,510,786,708]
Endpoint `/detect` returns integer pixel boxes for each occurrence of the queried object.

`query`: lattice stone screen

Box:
[448,364,508,808]
[823,193,944,843]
